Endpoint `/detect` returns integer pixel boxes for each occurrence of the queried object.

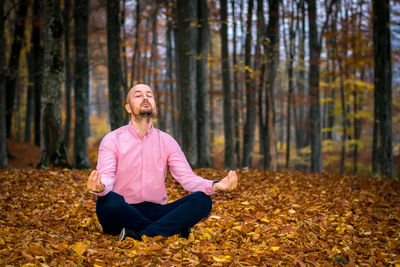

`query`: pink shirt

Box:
[95,123,215,204]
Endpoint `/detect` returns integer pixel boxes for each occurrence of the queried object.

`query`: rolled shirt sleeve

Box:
[94,134,117,196]
[166,137,216,195]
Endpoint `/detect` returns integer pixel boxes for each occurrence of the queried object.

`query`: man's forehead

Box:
[128,84,153,96]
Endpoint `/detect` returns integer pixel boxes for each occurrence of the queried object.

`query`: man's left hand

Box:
[213,170,238,192]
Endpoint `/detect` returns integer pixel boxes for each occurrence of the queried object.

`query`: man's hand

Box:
[213,170,238,192]
[87,170,105,193]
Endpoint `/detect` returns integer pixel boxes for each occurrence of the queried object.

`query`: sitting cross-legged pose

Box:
[87,84,238,241]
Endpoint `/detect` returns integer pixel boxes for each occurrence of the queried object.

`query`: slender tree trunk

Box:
[107,0,124,130]
[73,0,90,168]
[220,0,235,169]
[263,0,280,171]
[33,0,43,148]
[5,0,28,138]
[38,0,69,168]
[208,36,215,167]
[0,0,7,167]
[176,0,198,166]
[282,0,296,169]
[142,18,150,84]
[166,17,177,137]
[196,0,210,167]
[242,0,255,168]
[121,0,128,96]
[25,52,34,143]
[307,0,322,173]
[231,0,241,167]
[294,0,307,157]
[130,0,140,88]
[373,0,393,177]
[63,0,72,150]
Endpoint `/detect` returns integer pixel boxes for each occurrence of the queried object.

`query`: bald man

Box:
[87,84,238,241]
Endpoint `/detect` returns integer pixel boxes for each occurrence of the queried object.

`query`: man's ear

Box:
[125,103,132,114]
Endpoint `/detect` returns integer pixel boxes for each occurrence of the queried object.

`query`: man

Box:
[87,84,238,241]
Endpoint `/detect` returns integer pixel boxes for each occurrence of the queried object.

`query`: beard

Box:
[133,105,155,123]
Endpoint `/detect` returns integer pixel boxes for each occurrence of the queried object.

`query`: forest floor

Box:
[1,156,400,265]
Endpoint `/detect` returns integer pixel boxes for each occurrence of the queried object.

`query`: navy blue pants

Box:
[96,191,212,237]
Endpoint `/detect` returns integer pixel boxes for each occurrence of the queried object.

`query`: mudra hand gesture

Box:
[87,170,104,193]
[212,170,238,192]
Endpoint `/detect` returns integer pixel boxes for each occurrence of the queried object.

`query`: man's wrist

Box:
[212,180,219,192]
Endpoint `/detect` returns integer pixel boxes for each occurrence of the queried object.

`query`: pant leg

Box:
[96,191,153,235]
[138,191,212,237]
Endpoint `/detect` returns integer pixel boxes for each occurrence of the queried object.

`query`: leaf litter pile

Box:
[0,168,399,266]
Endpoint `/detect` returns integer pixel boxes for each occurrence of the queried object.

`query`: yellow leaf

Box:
[202,232,211,239]
[274,209,281,214]
[260,218,270,223]
[241,201,250,205]
[212,255,231,262]
[332,246,341,253]
[271,246,280,251]
[209,215,221,219]
[71,241,88,256]
[286,234,294,239]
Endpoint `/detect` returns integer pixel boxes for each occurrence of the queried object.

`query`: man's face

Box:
[125,84,157,121]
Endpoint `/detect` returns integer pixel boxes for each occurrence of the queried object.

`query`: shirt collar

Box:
[128,121,154,138]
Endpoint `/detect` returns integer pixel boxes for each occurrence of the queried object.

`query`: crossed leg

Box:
[96,191,212,237]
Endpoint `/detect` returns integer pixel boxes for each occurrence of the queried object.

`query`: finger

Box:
[87,170,96,190]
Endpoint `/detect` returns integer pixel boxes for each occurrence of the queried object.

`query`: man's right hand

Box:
[87,170,105,193]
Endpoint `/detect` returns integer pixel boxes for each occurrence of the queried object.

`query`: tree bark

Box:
[196,0,211,167]
[32,0,43,147]
[73,0,90,168]
[175,0,198,166]
[5,0,28,138]
[263,0,280,171]
[38,0,69,168]
[130,0,140,88]
[107,0,124,130]
[220,0,235,169]
[373,0,393,177]
[242,0,255,168]
[307,0,322,173]
[0,0,7,167]
[231,0,241,167]
[63,0,72,149]
[166,16,177,137]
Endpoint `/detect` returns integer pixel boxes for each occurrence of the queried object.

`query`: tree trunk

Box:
[166,17,177,137]
[242,0,255,168]
[121,0,128,96]
[0,0,7,167]
[32,0,43,148]
[38,0,69,168]
[107,0,124,130]
[208,36,215,167]
[176,0,198,166]
[282,0,296,169]
[73,0,90,168]
[220,0,235,169]
[196,0,210,167]
[130,0,140,88]
[63,0,72,149]
[25,52,35,143]
[231,0,241,167]
[373,0,393,177]
[263,0,280,171]
[5,0,28,138]
[307,0,322,173]
[294,0,307,157]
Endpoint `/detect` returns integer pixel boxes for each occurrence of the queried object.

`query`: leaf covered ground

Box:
[0,168,399,266]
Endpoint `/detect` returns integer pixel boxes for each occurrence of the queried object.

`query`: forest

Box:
[0,0,399,177]
[1,0,400,265]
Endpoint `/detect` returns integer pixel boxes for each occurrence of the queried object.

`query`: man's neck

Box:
[131,118,153,137]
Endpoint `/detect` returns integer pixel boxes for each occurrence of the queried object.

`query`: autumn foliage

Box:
[0,168,399,266]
